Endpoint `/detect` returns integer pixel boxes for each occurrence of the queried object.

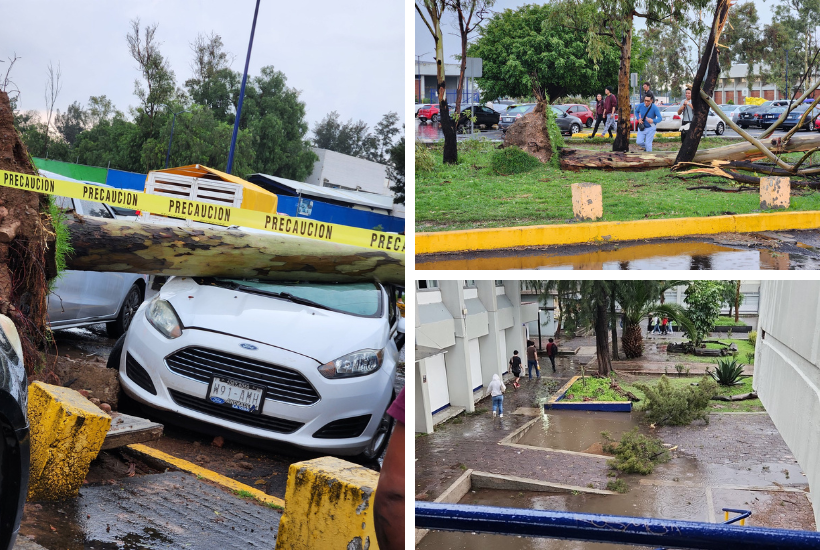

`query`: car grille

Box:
[126,353,157,395]
[165,347,320,406]
[313,414,372,439]
[169,389,304,434]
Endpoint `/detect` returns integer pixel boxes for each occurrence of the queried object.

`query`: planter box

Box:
[545,376,632,412]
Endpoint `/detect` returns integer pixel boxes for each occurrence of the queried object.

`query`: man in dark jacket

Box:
[602,86,618,138]
[642,82,656,104]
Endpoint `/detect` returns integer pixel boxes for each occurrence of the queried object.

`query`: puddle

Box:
[514,410,642,454]
[417,242,820,270]
[418,486,707,550]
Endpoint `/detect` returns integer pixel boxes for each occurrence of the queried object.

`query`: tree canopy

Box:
[468,4,624,102]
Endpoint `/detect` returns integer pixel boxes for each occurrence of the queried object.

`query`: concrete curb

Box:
[125,443,285,508]
[546,375,632,412]
[416,211,820,254]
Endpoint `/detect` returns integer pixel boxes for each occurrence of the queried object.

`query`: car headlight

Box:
[145,296,182,339]
[318,349,384,379]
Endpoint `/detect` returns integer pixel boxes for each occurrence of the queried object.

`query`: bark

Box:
[610,293,619,361]
[595,284,612,376]
[675,0,730,164]
[63,216,404,284]
[612,25,633,153]
[622,323,644,359]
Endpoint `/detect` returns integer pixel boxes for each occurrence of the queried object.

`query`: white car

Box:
[113,277,405,458]
[655,106,726,135]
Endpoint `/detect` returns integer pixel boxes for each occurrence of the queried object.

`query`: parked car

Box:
[655,106,725,134]
[772,104,820,132]
[41,171,148,338]
[738,100,790,128]
[0,314,28,550]
[417,104,440,123]
[415,103,432,117]
[556,104,596,127]
[112,277,405,458]
[759,107,788,130]
[499,103,536,131]
[551,107,584,135]
[456,105,500,129]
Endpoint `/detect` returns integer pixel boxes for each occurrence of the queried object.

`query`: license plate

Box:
[208,376,266,414]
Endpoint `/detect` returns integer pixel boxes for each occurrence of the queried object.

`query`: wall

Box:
[755,280,820,529]
[276,195,404,233]
[33,158,107,183]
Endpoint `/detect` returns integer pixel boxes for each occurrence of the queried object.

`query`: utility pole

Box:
[226,0,261,175]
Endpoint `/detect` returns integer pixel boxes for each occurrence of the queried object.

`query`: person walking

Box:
[589,93,605,138]
[642,82,656,104]
[526,340,540,379]
[509,351,522,388]
[678,86,694,143]
[486,373,506,418]
[545,338,558,372]
[602,86,618,138]
[661,316,669,335]
[652,315,661,334]
[635,94,661,152]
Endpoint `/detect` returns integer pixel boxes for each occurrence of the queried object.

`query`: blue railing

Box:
[425,89,480,105]
[416,501,820,550]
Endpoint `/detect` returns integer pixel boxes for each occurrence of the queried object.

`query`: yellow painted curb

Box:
[126,443,285,508]
[570,132,680,139]
[28,382,112,501]
[275,456,380,550]
[416,211,820,254]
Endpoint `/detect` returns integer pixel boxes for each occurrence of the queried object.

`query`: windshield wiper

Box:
[234,286,332,311]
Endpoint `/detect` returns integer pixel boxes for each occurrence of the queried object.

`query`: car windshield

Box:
[550,107,564,116]
[507,105,532,114]
[198,279,382,317]
[553,105,569,112]
[769,107,787,114]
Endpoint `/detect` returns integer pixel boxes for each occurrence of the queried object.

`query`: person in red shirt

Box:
[374,388,404,550]
[546,338,558,372]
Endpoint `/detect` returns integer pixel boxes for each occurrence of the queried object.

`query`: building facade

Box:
[414,280,538,433]
[754,280,820,527]
[713,63,820,105]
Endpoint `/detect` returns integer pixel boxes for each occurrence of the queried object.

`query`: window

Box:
[464,280,476,287]
[77,200,114,219]
[417,280,439,289]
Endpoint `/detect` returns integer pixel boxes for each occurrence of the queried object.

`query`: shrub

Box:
[490,146,541,174]
[748,330,757,348]
[415,141,435,173]
[635,375,718,426]
[709,357,744,386]
[602,428,670,475]
[606,478,629,493]
[544,101,565,163]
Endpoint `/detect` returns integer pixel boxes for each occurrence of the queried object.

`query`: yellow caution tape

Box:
[0,169,404,254]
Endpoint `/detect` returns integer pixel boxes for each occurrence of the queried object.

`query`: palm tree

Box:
[615,281,695,359]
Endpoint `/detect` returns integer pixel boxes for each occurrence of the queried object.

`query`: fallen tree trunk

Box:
[712,392,758,402]
[64,216,404,284]
[560,133,820,171]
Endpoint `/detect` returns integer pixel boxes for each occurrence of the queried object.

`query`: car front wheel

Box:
[715,122,725,135]
[359,395,396,461]
[107,283,143,338]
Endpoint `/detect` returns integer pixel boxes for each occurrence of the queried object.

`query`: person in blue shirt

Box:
[635,95,661,152]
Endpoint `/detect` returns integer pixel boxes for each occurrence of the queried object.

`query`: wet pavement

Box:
[18,471,281,550]
[417,232,820,270]
[415,348,815,547]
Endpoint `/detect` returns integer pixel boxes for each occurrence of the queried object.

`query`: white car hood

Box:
[160,278,387,364]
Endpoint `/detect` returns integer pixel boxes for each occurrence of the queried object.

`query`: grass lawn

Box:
[714,316,748,326]
[562,376,629,402]
[416,139,820,232]
[620,374,764,413]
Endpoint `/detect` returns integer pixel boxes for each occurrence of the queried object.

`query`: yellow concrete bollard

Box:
[27,382,112,501]
[571,182,603,221]
[760,176,790,209]
[275,456,380,550]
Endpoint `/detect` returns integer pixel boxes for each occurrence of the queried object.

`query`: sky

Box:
[415,0,779,64]
[1,0,404,134]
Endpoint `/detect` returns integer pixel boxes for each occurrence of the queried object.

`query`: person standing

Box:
[635,95,661,152]
[589,93,605,138]
[642,82,656,104]
[509,350,522,388]
[486,373,506,418]
[546,338,558,372]
[678,86,694,142]
[526,340,540,379]
[602,86,618,138]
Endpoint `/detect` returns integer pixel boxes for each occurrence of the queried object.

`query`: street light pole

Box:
[165,109,189,169]
[226,0,261,175]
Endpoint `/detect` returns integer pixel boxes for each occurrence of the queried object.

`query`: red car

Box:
[556,104,596,127]
[417,105,440,123]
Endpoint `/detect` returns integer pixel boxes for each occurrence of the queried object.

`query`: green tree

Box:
[721,2,766,96]
[371,111,401,164]
[241,66,317,181]
[86,95,120,128]
[185,32,238,123]
[469,4,623,103]
[127,19,177,134]
[387,137,405,204]
[770,0,820,93]
[312,112,377,159]
[638,25,694,97]
[560,0,710,152]
[615,281,694,358]
[54,100,87,147]
[683,280,725,346]
[446,0,495,116]
[71,114,143,172]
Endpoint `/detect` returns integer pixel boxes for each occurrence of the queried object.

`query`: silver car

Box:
[43,171,147,338]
